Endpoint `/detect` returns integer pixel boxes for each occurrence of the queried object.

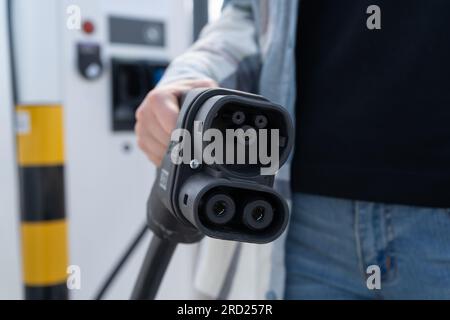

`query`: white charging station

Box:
[61,0,199,300]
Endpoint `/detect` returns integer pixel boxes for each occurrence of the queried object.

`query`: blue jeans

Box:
[284,193,450,299]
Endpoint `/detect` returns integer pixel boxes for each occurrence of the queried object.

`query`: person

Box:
[135,0,450,299]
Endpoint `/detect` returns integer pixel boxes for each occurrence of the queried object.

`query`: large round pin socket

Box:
[204,194,236,225]
[242,200,274,230]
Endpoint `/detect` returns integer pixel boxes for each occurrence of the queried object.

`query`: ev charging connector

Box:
[132,88,294,299]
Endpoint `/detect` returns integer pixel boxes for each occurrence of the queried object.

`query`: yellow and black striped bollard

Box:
[16,104,69,300]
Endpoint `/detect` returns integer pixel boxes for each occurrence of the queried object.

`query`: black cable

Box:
[131,235,177,300]
[6,0,18,104]
[94,223,148,300]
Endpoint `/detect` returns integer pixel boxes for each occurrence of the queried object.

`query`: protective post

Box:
[16,105,69,299]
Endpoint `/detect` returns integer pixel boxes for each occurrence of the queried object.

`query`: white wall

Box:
[0,0,22,300]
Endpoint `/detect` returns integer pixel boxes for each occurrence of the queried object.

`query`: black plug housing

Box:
[148,88,294,244]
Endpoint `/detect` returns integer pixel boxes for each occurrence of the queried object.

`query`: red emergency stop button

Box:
[82,21,95,35]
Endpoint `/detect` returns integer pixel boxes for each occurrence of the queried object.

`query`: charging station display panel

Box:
[109,16,166,47]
